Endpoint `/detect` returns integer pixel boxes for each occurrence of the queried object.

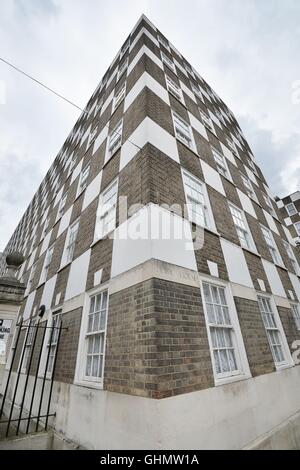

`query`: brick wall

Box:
[234,297,275,377]
[105,279,214,398]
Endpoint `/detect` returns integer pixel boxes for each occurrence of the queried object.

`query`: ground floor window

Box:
[201,279,251,384]
[75,289,109,388]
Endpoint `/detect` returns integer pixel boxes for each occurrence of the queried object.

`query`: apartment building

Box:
[277,191,300,244]
[1,15,300,449]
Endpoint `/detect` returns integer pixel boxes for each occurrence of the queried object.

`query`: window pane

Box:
[203,282,239,377]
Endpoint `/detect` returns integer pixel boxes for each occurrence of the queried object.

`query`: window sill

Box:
[73,379,104,390]
[90,230,115,248]
[214,372,252,388]
[58,261,72,273]
[175,136,197,156]
[105,145,121,165]
[162,62,176,74]
[275,363,294,372]
[242,246,261,258]
[168,90,186,107]
[111,98,125,117]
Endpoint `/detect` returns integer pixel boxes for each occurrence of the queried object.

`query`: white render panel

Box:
[237,189,257,219]
[262,259,286,298]
[220,239,253,288]
[291,191,300,202]
[53,187,64,208]
[23,291,35,321]
[70,160,83,185]
[57,206,72,238]
[207,261,219,278]
[128,45,163,76]
[82,172,102,212]
[284,217,292,227]
[40,275,57,310]
[258,279,266,292]
[276,200,284,209]
[65,250,91,302]
[93,126,108,156]
[27,248,37,269]
[100,90,114,117]
[283,225,294,244]
[124,72,170,112]
[81,125,91,147]
[288,272,300,302]
[120,117,180,171]
[120,119,148,171]
[245,167,258,186]
[106,68,117,90]
[219,147,234,168]
[129,26,159,52]
[180,82,197,102]
[200,161,226,196]
[174,60,188,77]
[40,231,52,256]
[111,204,197,278]
[147,118,180,163]
[263,210,279,235]
[188,112,208,140]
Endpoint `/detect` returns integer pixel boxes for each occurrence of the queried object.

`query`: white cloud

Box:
[0,0,300,250]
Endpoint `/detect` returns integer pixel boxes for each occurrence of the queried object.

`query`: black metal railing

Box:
[0,315,66,438]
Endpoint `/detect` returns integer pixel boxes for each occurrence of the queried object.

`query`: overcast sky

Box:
[0,0,300,251]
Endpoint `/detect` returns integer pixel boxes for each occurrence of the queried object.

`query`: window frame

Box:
[295,221,300,237]
[283,240,300,275]
[120,38,130,58]
[61,219,80,267]
[39,309,62,378]
[113,83,126,111]
[74,286,109,389]
[191,83,204,102]
[77,164,90,197]
[226,137,238,156]
[117,59,128,82]
[94,178,118,242]
[57,192,67,220]
[291,303,300,331]
[286,203,297,217]
[257,294,293,370]
[107,120,123,159]
[172,111,195,151]
[158,35,170,51]
[26,262,37,295]
[161,51,176,72]
[212,147,231,180]
[40,245,54,285]
[263,194,277,218]
[42,216,50,238]
[199,109,214,133]
[228,203,256,252]
[200,276,251,386]
[260,224,283,266]
[182,169,216,232]
[20,320,37,374]
[184,63,195,78]
[240,173,257,202]
[165,75,183,102]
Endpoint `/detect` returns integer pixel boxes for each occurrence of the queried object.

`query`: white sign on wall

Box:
[0,319,12,355]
